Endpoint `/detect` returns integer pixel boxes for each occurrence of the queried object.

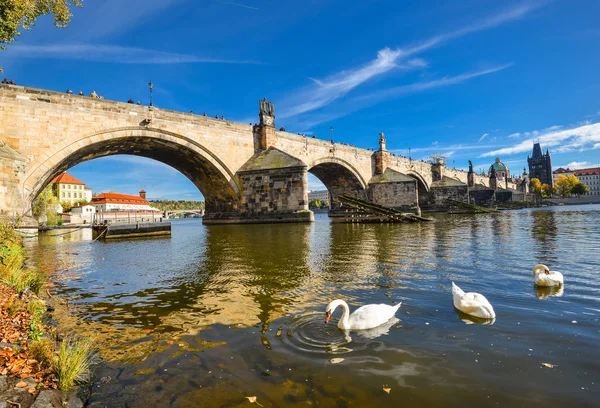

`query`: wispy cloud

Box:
[478,133,489,143]
[5,44,262,65]
[213,0,258,10]
[480,122,600,157]
[280,3,540,119]
[279,48,406,119]
[293,65,511,128]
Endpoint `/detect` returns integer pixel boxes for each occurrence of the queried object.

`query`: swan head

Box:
[325,299,344,324]
[533,264,551,275]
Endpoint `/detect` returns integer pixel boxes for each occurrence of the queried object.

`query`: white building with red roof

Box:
[553,166,600,195]
[90,190,160,212]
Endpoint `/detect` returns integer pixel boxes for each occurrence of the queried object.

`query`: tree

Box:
[554,174,580,197]
[571,182,589,196]
[530,178,542,194]
[0,0,83,71]
[541,184,554,198]
[32,185,61,225]
[60,201,73,212]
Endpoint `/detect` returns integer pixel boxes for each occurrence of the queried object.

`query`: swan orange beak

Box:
[325,312,331,324]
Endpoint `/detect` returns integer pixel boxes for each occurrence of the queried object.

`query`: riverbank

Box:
[0,223,92,408]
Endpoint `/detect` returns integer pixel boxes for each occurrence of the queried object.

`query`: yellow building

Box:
[51,172,90,205]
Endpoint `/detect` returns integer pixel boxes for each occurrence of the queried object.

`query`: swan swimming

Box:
[533,264,564,287]
[451,282,496,319]
[325,299,402,330]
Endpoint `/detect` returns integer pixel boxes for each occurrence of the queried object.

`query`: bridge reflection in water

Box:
[24,207,600,407]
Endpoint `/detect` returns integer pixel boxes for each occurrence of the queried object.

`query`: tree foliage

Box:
[541,184,554,198]
[571,182,590,196]
[530,178,542,194]
[309,199,329,209]
[0,0,82,48]
[149,200,205,211]
[0,0,83,71]
[554,174,581,197]
[32,185,61,225]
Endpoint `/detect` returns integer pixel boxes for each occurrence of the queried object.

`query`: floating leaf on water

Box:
[246,396,264,406]
[383,386,391,394]
[541,362,557,368]
[329,358,344,364]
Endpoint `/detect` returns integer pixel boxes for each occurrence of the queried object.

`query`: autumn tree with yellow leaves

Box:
[554,174,588,197]
[0,0,83,71]
[530,178,542,194]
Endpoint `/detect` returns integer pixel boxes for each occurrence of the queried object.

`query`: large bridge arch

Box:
[306,157,368,208]
[24,127,241,214]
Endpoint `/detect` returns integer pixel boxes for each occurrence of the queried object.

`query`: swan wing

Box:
[455,292,495,319]
[349,304,400,330]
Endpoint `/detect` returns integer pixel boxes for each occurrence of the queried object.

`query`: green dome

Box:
[489,157,509,173]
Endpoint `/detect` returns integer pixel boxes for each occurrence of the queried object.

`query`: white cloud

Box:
[594,143,600,149]
[280,3,539,119]
[5,44,261,65]
[480,122,600,157]
[478,133,489,143]
[565,161,591,169]
[213,0,258,10]
[508,132,521,139]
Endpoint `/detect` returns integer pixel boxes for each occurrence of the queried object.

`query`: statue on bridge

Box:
[468,160,474,174]
[378,132,386,151]
[259,98,275,127]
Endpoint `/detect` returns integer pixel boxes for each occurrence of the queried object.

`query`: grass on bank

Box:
[1,221,94,391]
[52,337,94,391]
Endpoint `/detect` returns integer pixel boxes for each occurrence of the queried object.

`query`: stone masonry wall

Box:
[368,180,418,210]
[426,186,469,211]
[239,167,308,213]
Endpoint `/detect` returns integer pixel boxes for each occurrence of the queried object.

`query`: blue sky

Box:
[3,0,600,200]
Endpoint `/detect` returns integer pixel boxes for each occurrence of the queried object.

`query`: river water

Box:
[25,206,600,407]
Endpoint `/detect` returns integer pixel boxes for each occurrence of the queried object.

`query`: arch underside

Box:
[29,136,240,213]
[308,162,367,209]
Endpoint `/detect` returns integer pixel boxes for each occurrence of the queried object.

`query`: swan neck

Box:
[339,301,350,328]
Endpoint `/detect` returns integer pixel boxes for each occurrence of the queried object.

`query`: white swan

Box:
[325,299,402,330]
[533,264,564,287]
[451,282,496,319]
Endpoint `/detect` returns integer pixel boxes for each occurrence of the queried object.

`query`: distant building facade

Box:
[84,186,93,202]
[553,167,600,195]
[70,204,96,223]
[528,143,553,186]
[51,172,92,205]
[90,191,159,212]
[308,190,330,203]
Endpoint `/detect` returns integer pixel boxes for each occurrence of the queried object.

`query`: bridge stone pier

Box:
[0,84,517,224]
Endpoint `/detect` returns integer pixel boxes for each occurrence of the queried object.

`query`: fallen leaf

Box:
[166,340,174,345]
[383,386,391,394]
[15,380,28,388]
[329,358,344,364]
[28,386,36,394]
[541,363,557,368]
[246,396,257,403]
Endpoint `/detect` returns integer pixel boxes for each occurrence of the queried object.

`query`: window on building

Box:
[62,192,65,198]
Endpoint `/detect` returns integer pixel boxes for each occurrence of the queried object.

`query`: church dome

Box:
[489,157,509,173]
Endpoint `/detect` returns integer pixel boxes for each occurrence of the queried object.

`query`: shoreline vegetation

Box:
[0,221,93,406]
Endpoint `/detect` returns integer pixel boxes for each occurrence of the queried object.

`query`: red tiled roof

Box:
[553,167,600,176]
[90,192,150,206]
[51,172,85,185]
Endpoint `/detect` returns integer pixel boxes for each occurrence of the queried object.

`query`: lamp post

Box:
[148,81,153,107]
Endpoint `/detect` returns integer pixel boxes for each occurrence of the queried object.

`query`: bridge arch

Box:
[306,157,368,207]
[24,127,241,214]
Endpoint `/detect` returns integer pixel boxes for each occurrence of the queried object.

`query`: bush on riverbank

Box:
[0,221,94,394]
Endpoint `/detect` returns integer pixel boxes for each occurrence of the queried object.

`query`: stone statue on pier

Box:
[378,132,386,151]
[259,98,275,127]
[468,160,474,174]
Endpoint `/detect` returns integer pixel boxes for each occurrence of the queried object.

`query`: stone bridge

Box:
[0,84,515,224]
